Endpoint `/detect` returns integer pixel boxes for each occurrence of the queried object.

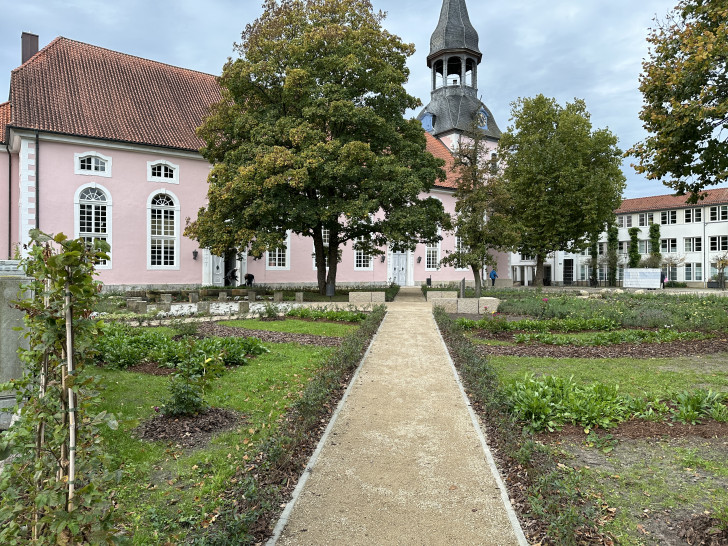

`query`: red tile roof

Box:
[9,37,221,151]
[425,133,460,189]
[617,187,728,213]
[0,102,9,143]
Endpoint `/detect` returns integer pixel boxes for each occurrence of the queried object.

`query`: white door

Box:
[392,253,407,286]
[211,255,225,286]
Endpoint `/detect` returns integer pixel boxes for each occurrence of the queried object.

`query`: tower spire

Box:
[428,0,481,67]
[417,0,501,140]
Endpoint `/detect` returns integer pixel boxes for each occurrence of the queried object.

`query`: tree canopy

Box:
[186,0,449,293]
[630,0,728,200]
[439,124,519,296]
[497,95,626,286]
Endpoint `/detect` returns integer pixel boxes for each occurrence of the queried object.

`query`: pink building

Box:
[1,0,511,291]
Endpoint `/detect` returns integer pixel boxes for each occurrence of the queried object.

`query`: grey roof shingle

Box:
[418,94,501,139]
[429,0,481,62]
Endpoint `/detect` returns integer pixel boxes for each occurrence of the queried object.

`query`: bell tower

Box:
[418,0,500,141]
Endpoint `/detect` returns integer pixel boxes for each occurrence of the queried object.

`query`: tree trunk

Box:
[326,243,339,295]
[312,229,327,295]
[471,264,482,298]
[535,255,545,287]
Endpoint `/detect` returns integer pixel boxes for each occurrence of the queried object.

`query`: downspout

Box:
[35,131,39,230]
[704,205,707,289]
[6,141,11,259]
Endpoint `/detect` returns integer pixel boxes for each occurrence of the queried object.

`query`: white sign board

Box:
[623,268,661,289]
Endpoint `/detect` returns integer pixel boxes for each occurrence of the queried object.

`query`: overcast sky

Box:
[1,0,680,198]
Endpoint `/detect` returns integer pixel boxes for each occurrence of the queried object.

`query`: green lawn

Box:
[94,341,335,544]
[490,354,728,397]
[221,318,357,337]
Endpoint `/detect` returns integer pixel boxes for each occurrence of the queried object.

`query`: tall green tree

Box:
[607,225,619,286]
[628,226,641,268]
[497,95,626,286]
[630,0,728,199]
[186,0,449,293]
[647,223,663,268]
[439,125,520,297]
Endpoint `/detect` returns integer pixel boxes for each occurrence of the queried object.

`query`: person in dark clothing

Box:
[244,273,255,287]
[489,269,498,287]
[224,268,238,286]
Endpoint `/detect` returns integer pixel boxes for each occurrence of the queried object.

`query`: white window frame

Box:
[312,228,331,270]
[425,239,440,271]
[353,236,373,271]
[661,238,677,253]
[267,231,291,271]
[685,263,703,282]
[684,237,702,253]
[147,189,180,270]
[454,236,469,271]
[74,151,112,177]
[638,212,654,226]
[710,205,728,222]
[684,208,702,223]
[661,210,677,224]
[147,160,179,184]
[74,183,112,269]
[710,236,728,252]
[662,264,678,282]
[638,240,653,255]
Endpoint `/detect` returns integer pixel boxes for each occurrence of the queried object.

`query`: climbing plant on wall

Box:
[0,231,120,544]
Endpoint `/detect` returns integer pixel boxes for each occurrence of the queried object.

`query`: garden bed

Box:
[436,293,728,546]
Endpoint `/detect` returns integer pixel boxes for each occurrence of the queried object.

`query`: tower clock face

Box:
[477,109,488,129]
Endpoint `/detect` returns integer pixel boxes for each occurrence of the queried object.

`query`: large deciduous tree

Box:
[497,95,626,286]
[186,0,449,294]
[630,0,728,199]
[439,125,520,297]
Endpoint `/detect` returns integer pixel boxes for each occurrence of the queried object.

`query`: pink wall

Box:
[36,140,210,286]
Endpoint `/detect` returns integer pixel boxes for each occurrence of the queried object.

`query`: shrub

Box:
[163,354,225,417]
[286,307,367,323]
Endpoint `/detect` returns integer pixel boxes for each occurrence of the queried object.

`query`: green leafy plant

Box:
[0,231,120,543]
[286,307,367,323]
[260,302,283,320]
[163,353,225,417]
[673,390,726,425]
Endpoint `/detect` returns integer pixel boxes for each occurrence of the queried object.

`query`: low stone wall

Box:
[478,297,501,314]
[349,292,386,303]
[427,291,457,300]
[431,296,502,315]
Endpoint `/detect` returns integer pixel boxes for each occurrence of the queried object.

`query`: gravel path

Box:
[272,288,525,545]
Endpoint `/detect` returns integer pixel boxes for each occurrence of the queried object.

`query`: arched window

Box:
[75,184,111,267]
[147,160,179,184]
[446,57,462,86]
[148,191,180,269]
[74,151,112,177]
[465,58,476,87]
[434,59,445,89]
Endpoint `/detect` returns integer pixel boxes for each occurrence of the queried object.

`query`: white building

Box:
[511,187,728,288]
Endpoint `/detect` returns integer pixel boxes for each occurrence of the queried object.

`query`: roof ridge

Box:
[11,36,219,79]
[622,187,728,203]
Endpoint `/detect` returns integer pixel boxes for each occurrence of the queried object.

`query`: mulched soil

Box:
[125,361,176,376]
[473,331,728,358]
[440,320,728,546]
[679,515,728,545]
[196,321,343,347]
[540,420,728,442]
[134,407,244,449]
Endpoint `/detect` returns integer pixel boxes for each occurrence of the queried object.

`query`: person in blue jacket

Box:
[489,269,498,287]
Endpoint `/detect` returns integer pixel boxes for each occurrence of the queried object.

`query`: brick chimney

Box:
[21,32,39,64]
